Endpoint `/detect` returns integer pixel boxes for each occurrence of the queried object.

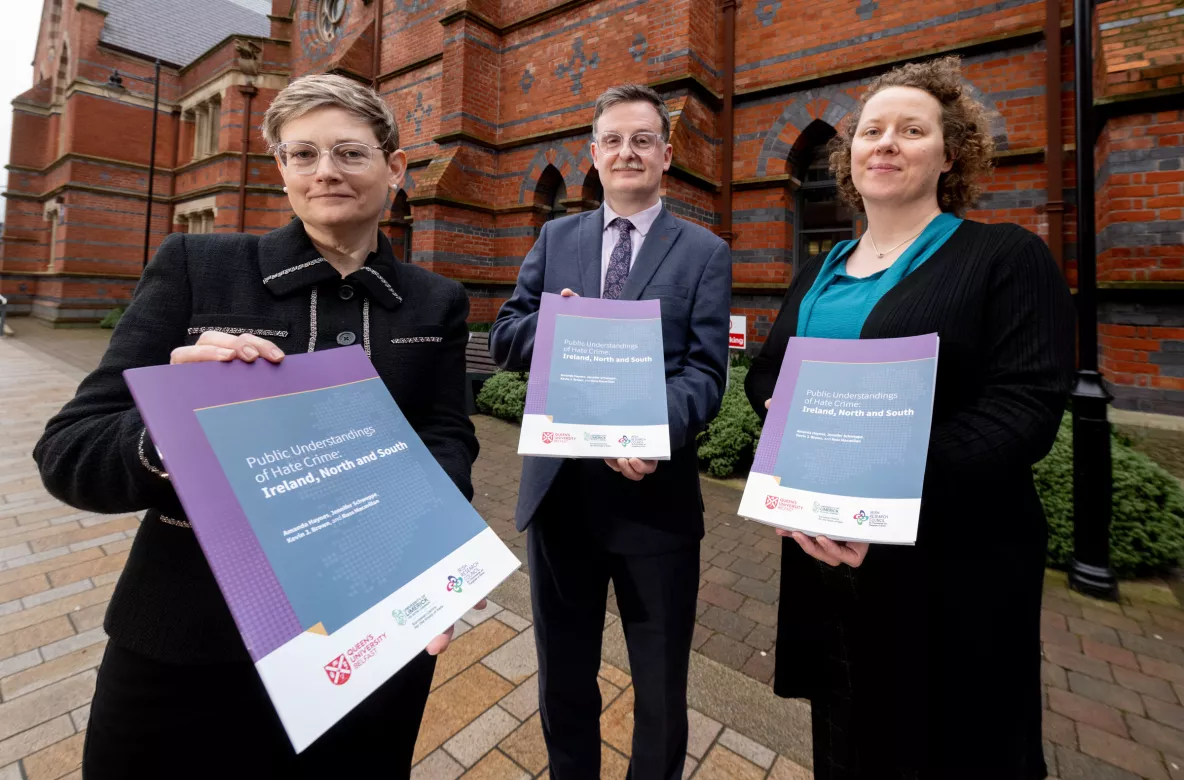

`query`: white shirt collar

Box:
[603,199,663,238]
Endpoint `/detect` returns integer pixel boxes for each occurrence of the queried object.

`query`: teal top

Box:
[796,212,964,340]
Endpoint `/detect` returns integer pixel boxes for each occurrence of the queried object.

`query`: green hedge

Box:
[468,322,492,333]
[99,307,125,329]
[696,365,763,478]
[1037,413,1184,578]
[475,370,528,422]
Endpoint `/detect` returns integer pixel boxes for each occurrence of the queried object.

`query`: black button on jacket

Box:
[33,218,478,664]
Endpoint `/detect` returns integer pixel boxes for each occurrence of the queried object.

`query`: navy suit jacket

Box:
[490,205,732,539]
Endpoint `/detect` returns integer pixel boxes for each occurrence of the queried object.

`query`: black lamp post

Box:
[107,59,161,269]
[1068,0,1119,601]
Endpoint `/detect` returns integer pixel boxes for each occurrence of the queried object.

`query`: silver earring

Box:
[283,186,288,193]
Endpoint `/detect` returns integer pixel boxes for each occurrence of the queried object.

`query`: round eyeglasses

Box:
[274,141,385,175]
[595,131,663,156]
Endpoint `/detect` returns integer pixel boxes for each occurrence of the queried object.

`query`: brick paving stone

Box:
[412,750,464,780]
[1130,713,1184,758]
[0,652,42,682]
[499,713,548,775]
[718,728,776,769]
[768,755,814,779]
[600,684,634,755]
[1084,607,1146,636]
[68,705,88,733]
[740,649,775,683]
[1078,723,1170,779]
[713,525,743,541]
[709,552,737,569]
[444,706,520,768]
[1044,595,1086,620]
[598,662,630,689]
[431,620,518,692]
[0,672,96,743]
[20,581,93,611]
[691,624,712,651]
[68,604,107,634]
[460,749,530,780]
[1048,688,1128,737]
[1054,744,1141,780]
[1044,660,1069,690]
[698,583,744,611]
[1123,633,1184,666]
[415,666,514,764]
[1070,617,1122,647]
[38,628,105,663]
[1147,698,1184,732]
[0,620,73,665]
[46,553,128,589]
[1044,609,1069,632]
[744,624,776,652]
[738,599,778,627]
[727,558,774,582]
[686,709,722,759]
[493,611,530,632]
[699,606,755,642]
[1085,638,1140,671]
[0,716,75,772]
[733,577,779,604]
[1115,665,1179,703]
[699,634,754,670]
[2,642,105,702]
[1141,656,1184,685]
[597,676,621,712]
[1044,626,1085,652]
[1045,644,1115,682]
[20,732,84,780]
[497,675,539,722]
[1069,671,1146,715]
[694,745,765,780]
[0,552,101,590]
[482,632,538,685]
[1043,710,1077,748]
[730,545,767,565]
[702,566,739,588]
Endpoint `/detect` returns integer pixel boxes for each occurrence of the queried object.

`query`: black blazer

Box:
[745,220,1075,776]
[33,218,478,664]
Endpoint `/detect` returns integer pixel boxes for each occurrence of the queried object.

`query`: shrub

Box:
[476,370,528,422]
[468,322,492,333]
[99,307,125,329]
[1037,413,1184,578]
[697,365,763,478]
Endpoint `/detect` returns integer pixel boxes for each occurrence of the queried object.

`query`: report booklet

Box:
[124,346,520,752]
[738,334,939,545]
[518,292,670,459]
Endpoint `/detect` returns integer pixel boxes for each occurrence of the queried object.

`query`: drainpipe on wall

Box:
[238,85,258,232]
[372,0,385,91]
[718,0,737,246]
[1045,0,1065,273]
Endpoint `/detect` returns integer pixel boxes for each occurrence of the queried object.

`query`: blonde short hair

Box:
[262,74,399,153]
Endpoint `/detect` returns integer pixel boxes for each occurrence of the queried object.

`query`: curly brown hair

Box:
[828,56,995,216]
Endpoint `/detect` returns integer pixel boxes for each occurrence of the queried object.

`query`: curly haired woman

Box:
[745,56,1075,779]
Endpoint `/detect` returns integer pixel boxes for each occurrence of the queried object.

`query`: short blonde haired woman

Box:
[35,74,478,779]
[746,57,1074,779]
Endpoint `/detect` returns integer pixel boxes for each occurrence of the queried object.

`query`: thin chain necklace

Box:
[866,226,925,259]
[864,212,941,258]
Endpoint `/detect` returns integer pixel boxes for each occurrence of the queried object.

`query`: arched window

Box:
[389,190,412,262]
[535,165,567,223]
[581,168,603,211]
[791,120,855,271]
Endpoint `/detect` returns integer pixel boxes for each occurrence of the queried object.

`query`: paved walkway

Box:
[5,320,1184,778]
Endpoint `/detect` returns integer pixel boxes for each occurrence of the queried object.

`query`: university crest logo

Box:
[542,432,555,444]
[324,654,352,685]
[447,575,464,593]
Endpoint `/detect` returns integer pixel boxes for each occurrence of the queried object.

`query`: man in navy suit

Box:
[490,84,732,780]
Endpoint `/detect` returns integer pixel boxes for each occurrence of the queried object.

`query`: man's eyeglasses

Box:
[595,131,664,156]
[273,141,386,175]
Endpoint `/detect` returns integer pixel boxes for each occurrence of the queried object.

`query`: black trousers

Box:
[83,642,435,779]
[528,498,699,780]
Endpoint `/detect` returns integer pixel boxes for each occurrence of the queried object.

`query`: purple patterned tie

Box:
[602,217,634,300]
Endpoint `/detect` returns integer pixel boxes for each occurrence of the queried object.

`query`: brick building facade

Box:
[2,0,1182,413]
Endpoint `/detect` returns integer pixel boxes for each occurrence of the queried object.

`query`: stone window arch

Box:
[534,165,567,223]
[790,119,856,271]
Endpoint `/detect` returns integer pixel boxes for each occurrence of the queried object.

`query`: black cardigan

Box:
[745,220,1075,778]
[33,219,478,665]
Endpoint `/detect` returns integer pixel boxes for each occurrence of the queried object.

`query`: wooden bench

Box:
[465,331,499,413]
